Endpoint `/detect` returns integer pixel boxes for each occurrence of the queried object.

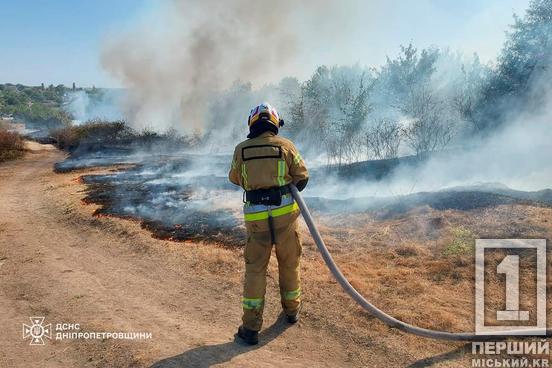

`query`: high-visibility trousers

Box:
[241,220,302,331]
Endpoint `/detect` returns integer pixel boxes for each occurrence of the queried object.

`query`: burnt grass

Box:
[58,148,552,247]
[307,187,552,219]
[70,150,246,246]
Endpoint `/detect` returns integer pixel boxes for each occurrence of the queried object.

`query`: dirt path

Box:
[0,144,468,367]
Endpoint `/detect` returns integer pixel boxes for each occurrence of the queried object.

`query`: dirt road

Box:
[0,144,470,367]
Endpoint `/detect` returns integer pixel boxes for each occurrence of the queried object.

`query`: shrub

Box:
[51,120,131,151]
[51,120,197,153]
[0,128,25,162]
[50,125,80,151]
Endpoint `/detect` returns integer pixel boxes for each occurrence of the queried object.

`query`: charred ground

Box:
[54,143,552,246]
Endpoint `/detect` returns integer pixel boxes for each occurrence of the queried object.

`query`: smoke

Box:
[64,90,124,124]
[311,63,552,199]
[99,0,532,134]
[315,115,552,200]
[100,0,341,132]
[92,0,552,209]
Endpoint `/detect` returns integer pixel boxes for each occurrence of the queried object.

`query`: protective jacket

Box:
[229,131,309,233]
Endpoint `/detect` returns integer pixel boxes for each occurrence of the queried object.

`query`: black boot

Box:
[286,311,300,324]
[237,326,258,345]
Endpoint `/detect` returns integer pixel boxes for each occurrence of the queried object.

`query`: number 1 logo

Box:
[475,239,546,336]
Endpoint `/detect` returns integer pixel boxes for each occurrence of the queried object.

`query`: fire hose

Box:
[289,184,550,341]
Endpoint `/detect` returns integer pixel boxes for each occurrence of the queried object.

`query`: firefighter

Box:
[229,102,309,345]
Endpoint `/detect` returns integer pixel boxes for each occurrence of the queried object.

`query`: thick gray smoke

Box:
[101,0,340,132]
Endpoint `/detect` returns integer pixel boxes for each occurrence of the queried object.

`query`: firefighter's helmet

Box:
[248,102,283,128]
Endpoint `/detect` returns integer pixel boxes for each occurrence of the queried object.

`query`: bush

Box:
[51,120,131,151]
[50,120,194,152]
[0,128,25,162]
[50,125,80,151]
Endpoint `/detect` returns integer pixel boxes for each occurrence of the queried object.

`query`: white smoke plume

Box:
[101,0,342,132]
[64,90,124,124]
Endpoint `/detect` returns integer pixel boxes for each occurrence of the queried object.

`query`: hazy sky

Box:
[0,0,531,87]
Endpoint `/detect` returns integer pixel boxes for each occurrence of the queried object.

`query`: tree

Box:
[277,77,302,137]
[402,86,454,156]
[451,55,490,132]
[376,44,440,109]
[475,0,552,129]
[287,65,373,165]
[365,119,402,159]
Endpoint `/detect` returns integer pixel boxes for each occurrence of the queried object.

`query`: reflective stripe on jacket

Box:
[243,194,299,222]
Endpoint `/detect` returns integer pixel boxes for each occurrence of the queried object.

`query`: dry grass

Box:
[305,204,552,335]
[0,127,25,162]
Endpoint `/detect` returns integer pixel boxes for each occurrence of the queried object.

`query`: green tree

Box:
[475,0,552,129]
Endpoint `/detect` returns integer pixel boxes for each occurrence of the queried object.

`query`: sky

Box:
[0,0,531,88]
[0,0,148,87]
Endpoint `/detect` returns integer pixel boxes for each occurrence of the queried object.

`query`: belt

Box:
[244,185,290,205]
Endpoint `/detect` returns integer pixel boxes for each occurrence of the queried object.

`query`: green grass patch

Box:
[442,226,475,256]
